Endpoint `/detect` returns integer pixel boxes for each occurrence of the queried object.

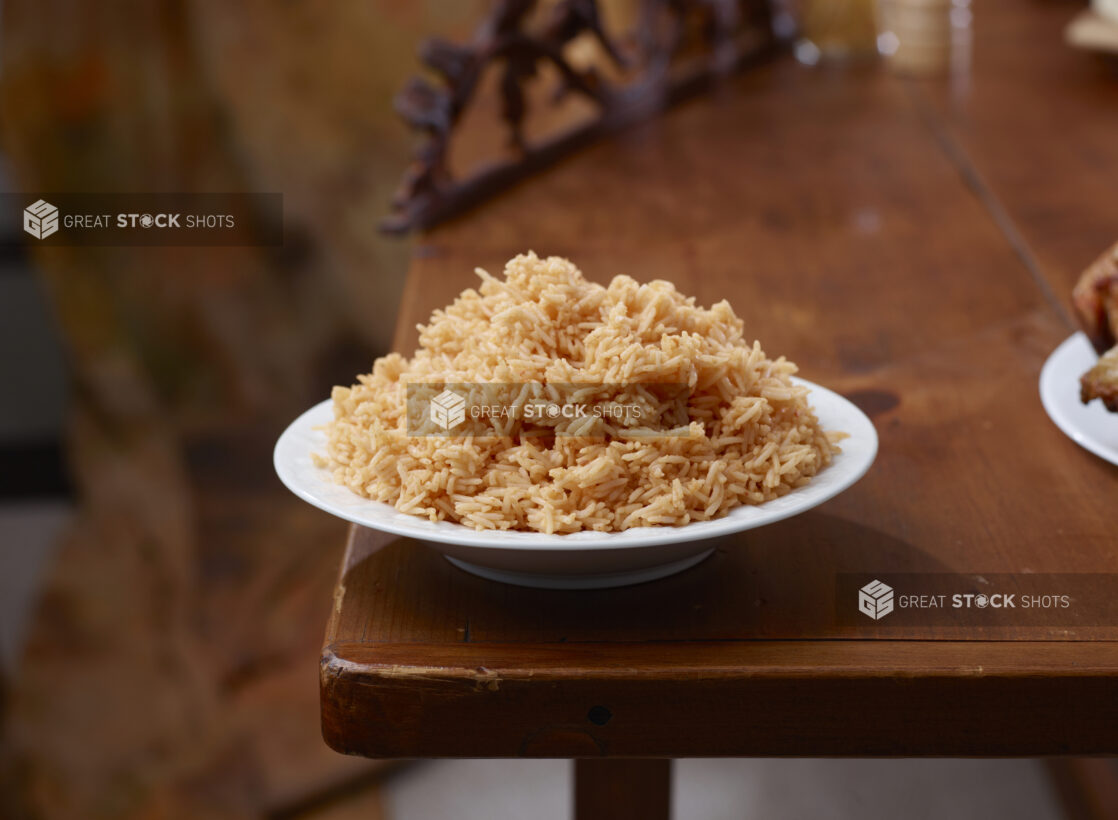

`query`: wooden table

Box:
[321,1,1118,816]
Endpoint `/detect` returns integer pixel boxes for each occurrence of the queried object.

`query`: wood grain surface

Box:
[324,0,1118,759]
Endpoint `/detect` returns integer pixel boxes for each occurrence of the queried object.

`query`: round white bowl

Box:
[274,377,878,588]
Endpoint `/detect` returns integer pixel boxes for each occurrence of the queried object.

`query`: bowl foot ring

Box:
[444,548,715,590]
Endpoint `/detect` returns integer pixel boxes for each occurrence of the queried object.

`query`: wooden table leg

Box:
[1046,759,1118,820]
[574,759,672,820]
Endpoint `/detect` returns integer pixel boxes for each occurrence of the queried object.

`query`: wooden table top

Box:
[322,0,1118,758]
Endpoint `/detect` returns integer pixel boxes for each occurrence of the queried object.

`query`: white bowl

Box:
[274,377,878,588]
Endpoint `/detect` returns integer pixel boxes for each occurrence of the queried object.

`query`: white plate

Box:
[274,377,878,588]
[1040,332,1118,466]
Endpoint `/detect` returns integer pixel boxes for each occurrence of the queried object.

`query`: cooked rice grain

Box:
[322,253,841,533]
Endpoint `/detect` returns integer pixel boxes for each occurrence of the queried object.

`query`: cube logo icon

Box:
[859,579,894,620]
[23,199,59,240]
[430,389,466,430]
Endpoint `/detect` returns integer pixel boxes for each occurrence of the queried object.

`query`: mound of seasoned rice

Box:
[319,253,840,533]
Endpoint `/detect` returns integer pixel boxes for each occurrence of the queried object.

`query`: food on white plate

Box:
[1071,241,1118,413]
[317,252,841,533]
[1081,346,1118,412]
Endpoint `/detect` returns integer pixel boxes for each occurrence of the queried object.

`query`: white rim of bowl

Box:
[274,377,879,550]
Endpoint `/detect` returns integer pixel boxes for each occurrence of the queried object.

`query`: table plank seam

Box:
[904,80,1073,329]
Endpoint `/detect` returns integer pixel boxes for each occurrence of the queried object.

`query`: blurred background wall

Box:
[0,2,491,818]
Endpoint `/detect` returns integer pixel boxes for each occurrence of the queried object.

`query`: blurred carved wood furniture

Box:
[382,0,779,233]
[322,0,1118,817]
